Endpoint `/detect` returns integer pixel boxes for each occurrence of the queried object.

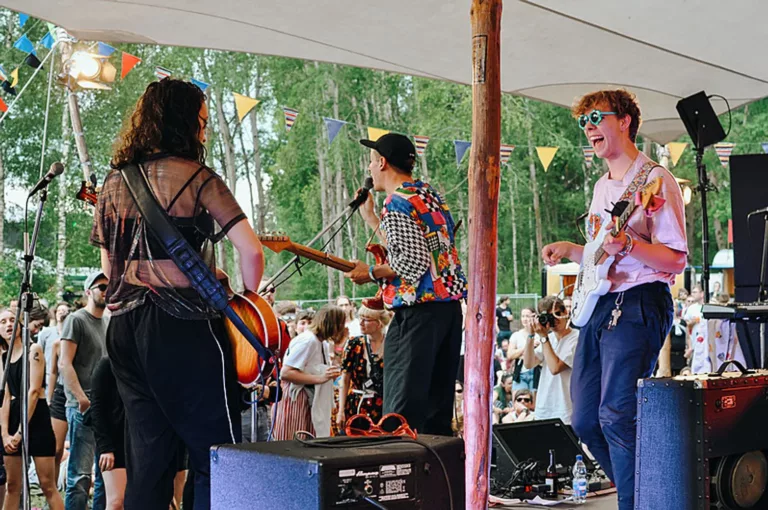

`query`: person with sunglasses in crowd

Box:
[59,272,110,510]
[501,389,535,424]
[541,90,686,510]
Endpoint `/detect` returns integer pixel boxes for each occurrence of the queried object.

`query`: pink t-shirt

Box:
[587,152,688,292]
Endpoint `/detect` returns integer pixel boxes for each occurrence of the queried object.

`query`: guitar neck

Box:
[283,243,357,272]
[594,201,637,262]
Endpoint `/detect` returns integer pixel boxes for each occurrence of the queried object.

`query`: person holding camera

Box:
[522,296,578,425]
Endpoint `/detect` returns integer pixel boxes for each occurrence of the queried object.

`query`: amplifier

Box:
[210,435,465,509]
[636,365,768,510]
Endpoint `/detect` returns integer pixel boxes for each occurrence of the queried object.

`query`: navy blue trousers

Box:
[570,282,673,510]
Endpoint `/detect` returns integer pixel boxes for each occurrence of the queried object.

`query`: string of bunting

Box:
[2,13,763,172]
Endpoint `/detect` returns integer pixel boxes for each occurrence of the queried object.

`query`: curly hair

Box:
[111,79,207,168]
[572,89,642,143]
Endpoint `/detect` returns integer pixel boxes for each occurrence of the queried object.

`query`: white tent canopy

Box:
[6,0,768,143]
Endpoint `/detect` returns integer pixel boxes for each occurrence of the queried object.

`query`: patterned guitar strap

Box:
[607,160,660,331]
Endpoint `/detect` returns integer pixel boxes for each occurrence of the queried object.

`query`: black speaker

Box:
[491,419,592,485]
[729,154,768,367]
[676,91,726,149]
[210,435,465,509]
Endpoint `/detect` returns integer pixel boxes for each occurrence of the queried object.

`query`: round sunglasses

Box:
[578,109,616,130]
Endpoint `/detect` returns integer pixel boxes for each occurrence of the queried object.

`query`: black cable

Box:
[708,94,732,138]
[292,433,455,510]
[351,488,389,510]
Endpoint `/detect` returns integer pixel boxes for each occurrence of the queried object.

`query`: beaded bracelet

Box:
[618,233,634,257]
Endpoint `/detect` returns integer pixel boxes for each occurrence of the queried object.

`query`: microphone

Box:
[747,206,768,219]
[348,176,374,209]
[28,162,64,197]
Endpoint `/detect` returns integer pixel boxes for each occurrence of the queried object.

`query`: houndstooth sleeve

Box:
[381,211,431,284]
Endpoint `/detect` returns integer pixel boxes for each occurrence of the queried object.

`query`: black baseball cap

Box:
[360,133,416,173]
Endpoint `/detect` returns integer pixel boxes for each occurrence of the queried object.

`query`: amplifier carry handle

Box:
[715,359,752,376]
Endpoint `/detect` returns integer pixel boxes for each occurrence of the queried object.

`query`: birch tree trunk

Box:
[248,70,266,233]
[55,101,73,293]
[213,88,243,291]
[0,151,5,255]
[525,101,543,272]
[507,167,519,293]
[330,75,345,297]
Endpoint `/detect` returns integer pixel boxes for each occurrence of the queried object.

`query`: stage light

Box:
[67,51,116,89]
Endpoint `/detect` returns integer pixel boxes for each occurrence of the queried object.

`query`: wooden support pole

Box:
[465,1,502,509]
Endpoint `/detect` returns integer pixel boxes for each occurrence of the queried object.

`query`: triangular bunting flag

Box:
[234,93,260,123]
[582,146,595,168]
[1,81,16,96]
[96,42,116,57]
[46,23,58,38]
[714,142,735,167]
[155,66,172,81]
[500,144,515,165]
[190,78,209,92]
[367,127,389,142]
[0,97,7,113]
[282,107,298,132]
[121,52,141,79]
[40,33,55,50]
[19,14,29,28]
[323,117,347,145]
[9,69,18,89]
[13,35,35,56]
[0,65,7,83]
[413,135,429,158]
[762,143,768,155]
[24,54,42,70]
[454,140,471,166]
[536,147,559,172]
[667,142,688,166]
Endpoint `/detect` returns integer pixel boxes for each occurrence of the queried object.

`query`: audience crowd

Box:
[0,273,741,507]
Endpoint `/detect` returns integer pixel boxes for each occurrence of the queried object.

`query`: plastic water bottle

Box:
[572,455,588,504]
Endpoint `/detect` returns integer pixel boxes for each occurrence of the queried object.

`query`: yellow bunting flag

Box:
[667,142,688,166]
[536,147,559,172]
[367,127,389,141]
[233,93,260,123]
[10,68,18,88]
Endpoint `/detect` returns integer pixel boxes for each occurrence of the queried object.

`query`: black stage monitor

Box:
[676,91,726,149]
[492,418,594,473]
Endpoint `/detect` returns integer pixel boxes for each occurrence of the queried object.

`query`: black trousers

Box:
[106,300,242,510]
[383,300,463,436]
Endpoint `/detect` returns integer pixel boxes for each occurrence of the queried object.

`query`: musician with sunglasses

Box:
[541,90,687,510]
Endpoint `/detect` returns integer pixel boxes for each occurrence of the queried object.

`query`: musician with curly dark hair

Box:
[91,78,264,509]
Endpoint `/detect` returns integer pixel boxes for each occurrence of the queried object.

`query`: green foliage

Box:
[0,8,763,302]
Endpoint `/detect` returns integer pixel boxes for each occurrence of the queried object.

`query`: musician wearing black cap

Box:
[345,133,467,436]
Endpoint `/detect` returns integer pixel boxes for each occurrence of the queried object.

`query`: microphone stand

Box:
[259,190,370,293]
[0,189,50,510]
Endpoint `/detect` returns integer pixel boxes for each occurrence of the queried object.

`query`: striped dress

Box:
[272,380,314,440]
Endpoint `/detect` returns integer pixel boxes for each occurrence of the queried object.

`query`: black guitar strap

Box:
[117,163,274,365]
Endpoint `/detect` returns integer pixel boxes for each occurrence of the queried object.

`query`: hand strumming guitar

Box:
[601,220,629,257]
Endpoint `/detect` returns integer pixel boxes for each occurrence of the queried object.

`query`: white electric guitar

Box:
[570,177,662,327]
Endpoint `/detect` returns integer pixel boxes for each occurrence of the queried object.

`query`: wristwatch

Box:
[540,335,550,344]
